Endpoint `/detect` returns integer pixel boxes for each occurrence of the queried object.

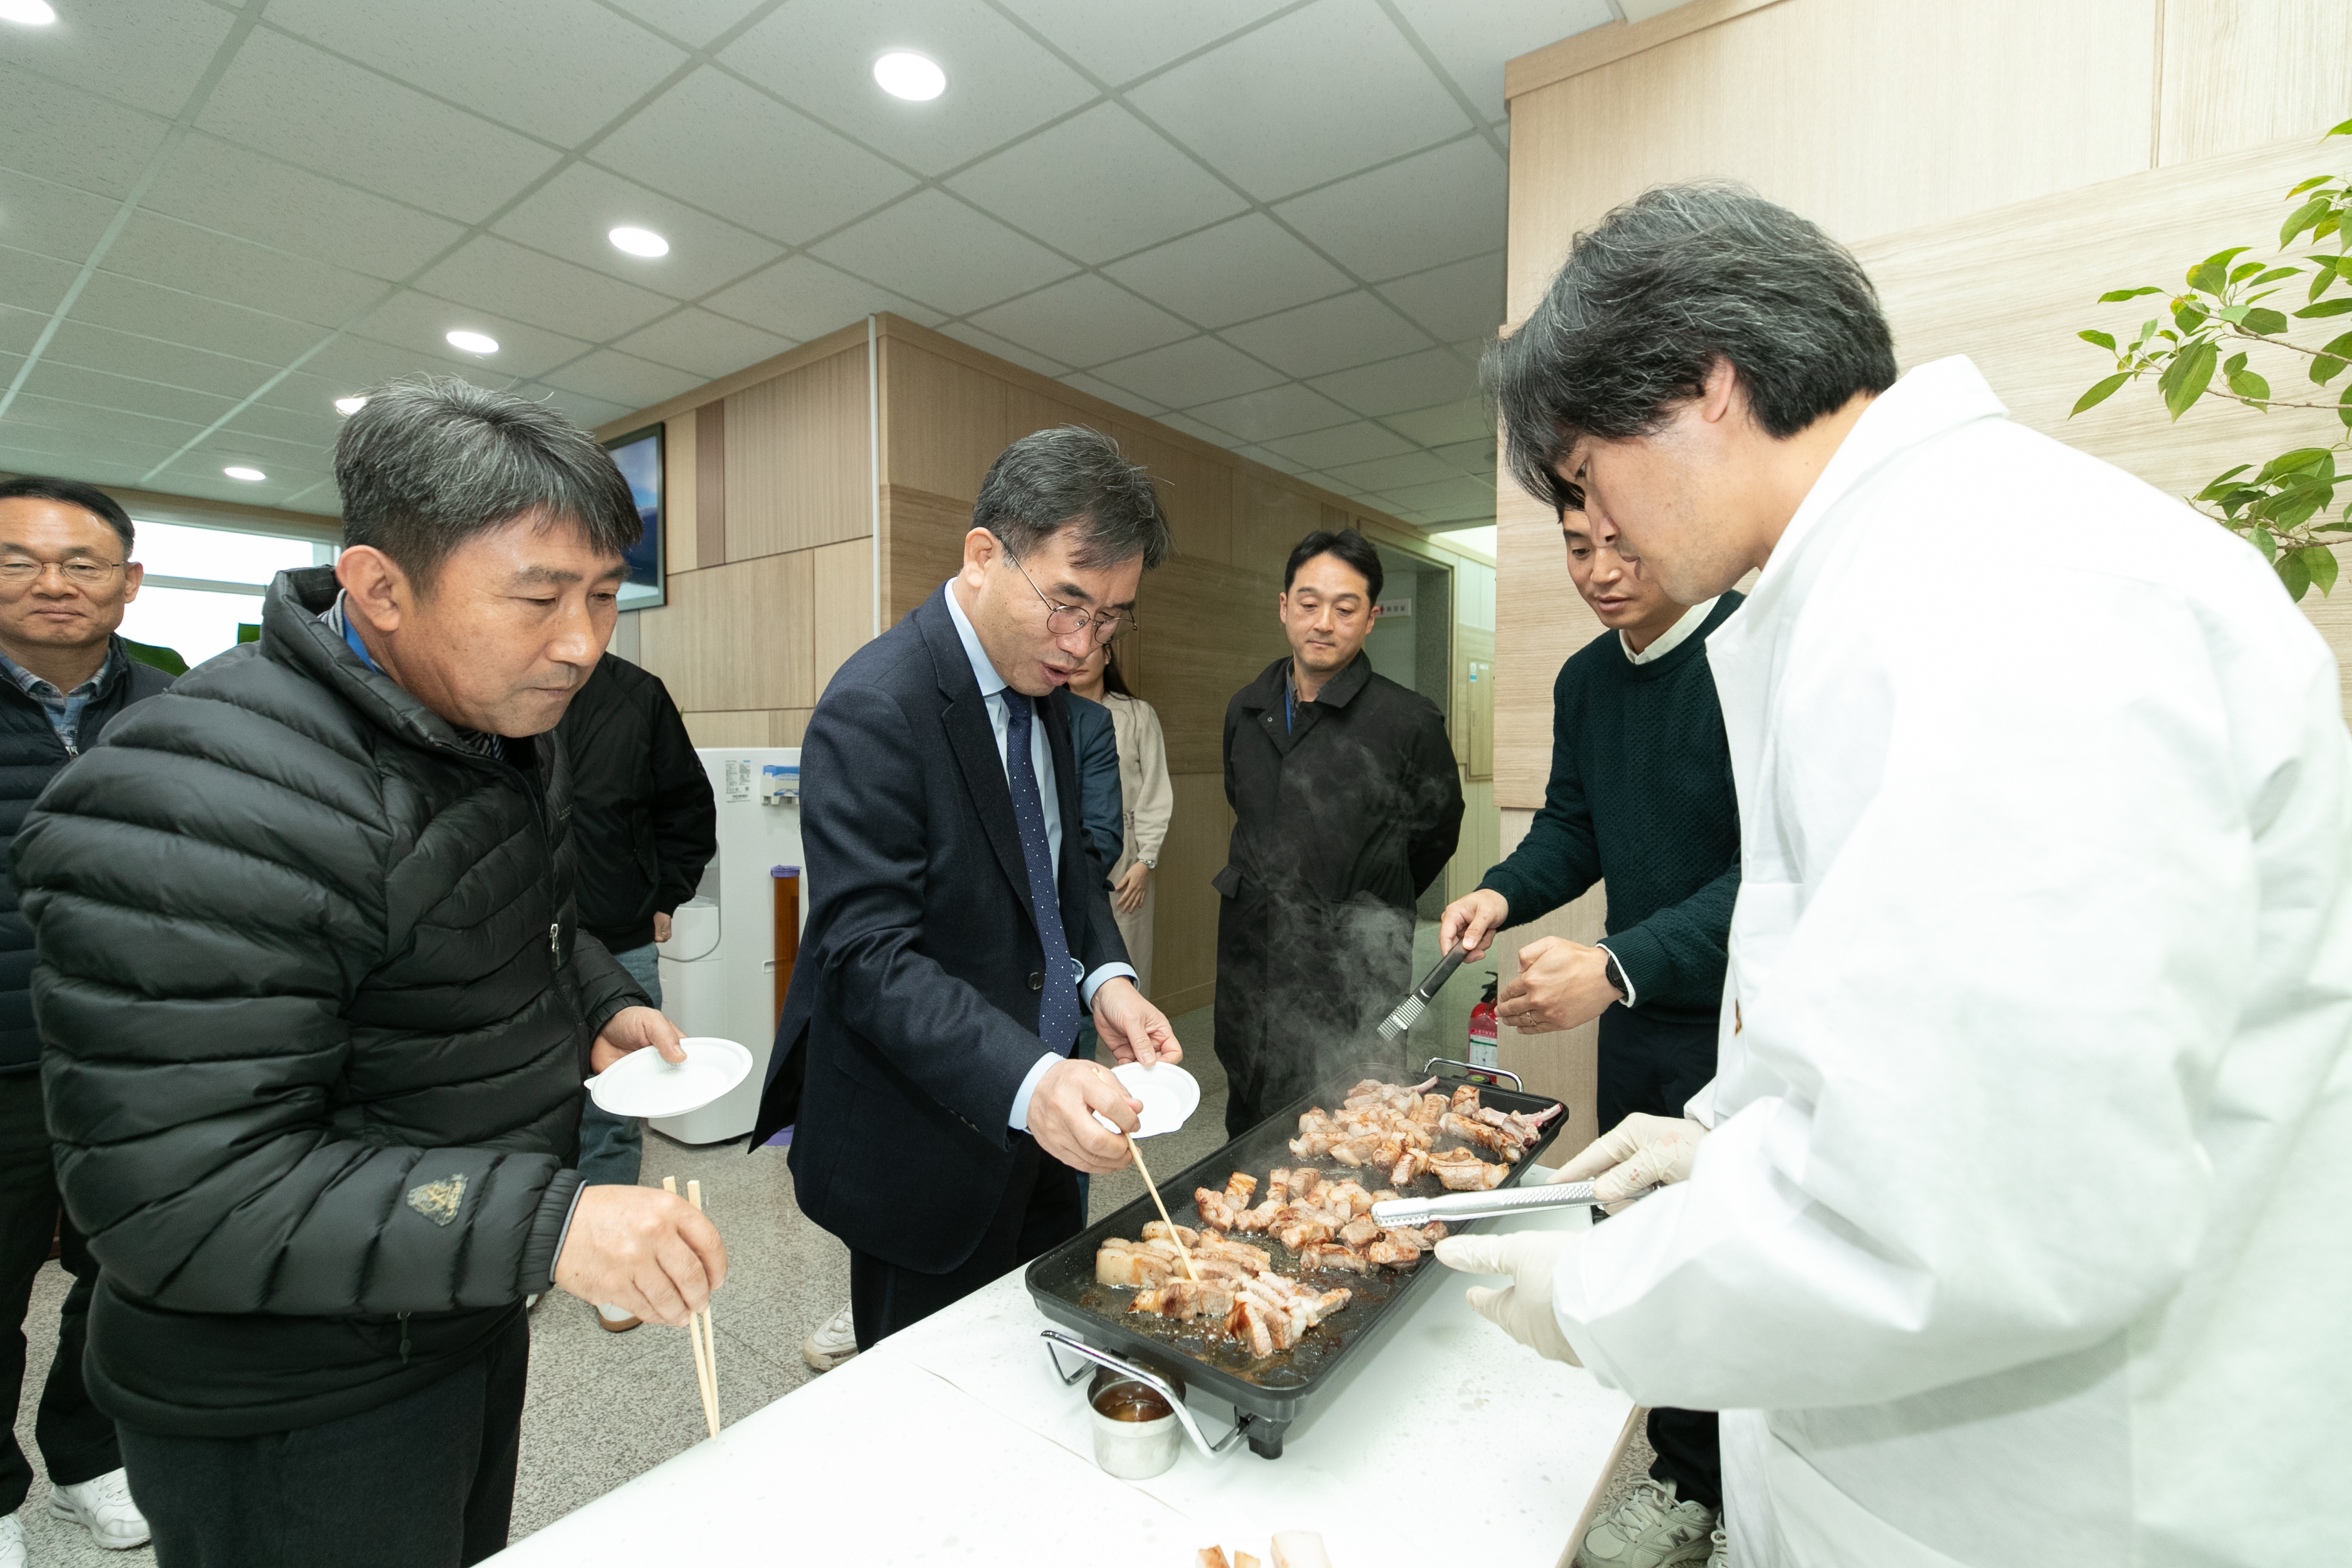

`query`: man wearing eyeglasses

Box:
[0,476,167,1561]
[753,425,1181,1351]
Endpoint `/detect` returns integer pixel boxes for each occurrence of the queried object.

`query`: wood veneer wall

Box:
[1493,0,2352,1135]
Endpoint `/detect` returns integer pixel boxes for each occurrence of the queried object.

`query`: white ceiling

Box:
[0,0,1614,528]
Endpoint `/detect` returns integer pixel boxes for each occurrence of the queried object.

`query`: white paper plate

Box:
[583,1037,752,1119]
[1092,1060,1199,1139]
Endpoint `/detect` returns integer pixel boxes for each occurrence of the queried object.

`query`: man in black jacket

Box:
[1215,528,1464,1136]
[0,477,170,1560]
[752,426,1181,1351]
[11,378,726,1568]
[556,652,716,1300]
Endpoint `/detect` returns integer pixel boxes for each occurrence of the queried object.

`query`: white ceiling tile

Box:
[591,67,915,246]
[147,450,336,507]
[264,0,689,146]
[0,168,126,264]
[249,367,352,421]
[1382,396,1491,446]
[1307,346,1477,417]
[1124,0,1470,201]
[1218,289,1432,379]
[601,0,769,49]
[0,425,185,480]
[1233,442,1306,475]
[41,320,273,403]
[935,322,1070,379]
[70,271,326,366]
[141,132,469,284]
[194,29,559,223]
[0,243,82,316]
[100,212,389,330]
[1322,450,1460,491]
[1085,335,1281,410]
[345,288,595,381]
[3,0,236,117]
[300,332,515,397]
[1153,410,1237,446]
[224,401,344,452]
[1429,437,1497,473]
[538,348,707,413]
[1375,250,1505,346]
[1057,372,1167,419]
[1377,472,1495,520]
[0,303,46,356]
[1390,0,1613,124]
[1261,420,1410,469]
[491,163,785,300]
[946,103,1245,265]
[3,390,204,452]
[413,234,679,341]
[19,361,237,429]
[185,424,331,471]
[720,0,1097,178]
[702,256,942,343]
[994,0,1287,85]
[1273,136,1504,280]
[521,384,635,432]
[1183,382,1356,443]
[809,190,1076,315]
[611,307,796,381]
[966,274,1190,370]
[0,62,171,199]
[1100,214,1349,328]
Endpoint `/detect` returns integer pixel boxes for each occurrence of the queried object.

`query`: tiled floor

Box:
[9,988,1642,1563]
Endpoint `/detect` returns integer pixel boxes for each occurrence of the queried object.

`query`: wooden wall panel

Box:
[695,398,726,568]
[1496,483,1599,808]
[1133,555,1291,777]
[880,484,973,628]
[638,549,813,713]
[812,536,872,697]
[681,708,811,749]
[2157,0,2352,167]
[883,341,1009,501]
[663,410,697,575]
[1506,0,2157,317]
[1152,771,1233,1016]
[1234,473,1323,581]
[723,347,869,560]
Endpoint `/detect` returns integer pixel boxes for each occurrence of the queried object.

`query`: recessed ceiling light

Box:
[334,395,367,416]
[445,329,499,355]
[873,50,945,102]
[608,225,669,258]
[0,1,59,26]
[224,465,266,483]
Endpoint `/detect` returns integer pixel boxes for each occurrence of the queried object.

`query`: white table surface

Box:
[488,1186,1629,1568]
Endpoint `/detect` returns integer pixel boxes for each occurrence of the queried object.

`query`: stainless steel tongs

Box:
[1370,1179,1652,1227]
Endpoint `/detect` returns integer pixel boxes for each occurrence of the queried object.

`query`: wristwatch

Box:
[1600,948,1628,999]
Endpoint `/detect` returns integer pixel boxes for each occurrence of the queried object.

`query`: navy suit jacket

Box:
[753,586,1130,1272]
[1067,692,1124,886]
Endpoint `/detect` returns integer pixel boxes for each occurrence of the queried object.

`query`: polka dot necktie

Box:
[1003,692,1080,1057]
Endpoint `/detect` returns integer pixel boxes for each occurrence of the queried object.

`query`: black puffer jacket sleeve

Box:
[15,663,583,1315]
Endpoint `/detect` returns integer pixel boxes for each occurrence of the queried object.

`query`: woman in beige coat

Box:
[1069,643,1171,996]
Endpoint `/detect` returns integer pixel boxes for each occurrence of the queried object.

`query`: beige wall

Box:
[1495,0,2352,1123]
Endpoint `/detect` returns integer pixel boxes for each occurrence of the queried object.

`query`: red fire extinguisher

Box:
[1468,972,1499,1070]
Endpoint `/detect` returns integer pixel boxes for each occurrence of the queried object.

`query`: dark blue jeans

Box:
[577,943,661,1189]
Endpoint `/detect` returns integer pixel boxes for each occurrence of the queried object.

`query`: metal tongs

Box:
[1374,943,1469,1044]
[1370,1179,1653,1227]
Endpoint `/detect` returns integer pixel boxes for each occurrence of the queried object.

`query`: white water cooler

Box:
[650,747,806,1144]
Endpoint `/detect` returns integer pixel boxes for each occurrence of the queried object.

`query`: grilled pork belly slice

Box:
[1142,1220,1199,1248]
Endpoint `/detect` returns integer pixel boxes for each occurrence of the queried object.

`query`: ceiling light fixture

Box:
[334,395,367,416]
[608,225,669,258]
[223,465,266,483]
[0,1,58,26]
[872,50,945,102]
[445,329,499,355]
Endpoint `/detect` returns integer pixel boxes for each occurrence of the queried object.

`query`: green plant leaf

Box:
[2241,307,2291,335]
[2279,549,2314,601]
[2224,351,2249,373]
[2258,449,2334,481]
[2297,298,2352,317]
[2071,372,2131,417]
[2173,299,2210,331]
[2196,465,2254,500]
[2158,339,2217,419]
[2099,286,2163,303]
[2228,368,2273,402]
[2307,544,2342,597]
[2341,382,2352,429]
[2252,526,2278,561]
[2329,117,2352,137]
[2288,174,2334,197]
[2284,196,2331,246]
[2318,214,2342,242]
[2229,260,2267,285]
[2078,328,2117,351]
[2217,303,2252,324]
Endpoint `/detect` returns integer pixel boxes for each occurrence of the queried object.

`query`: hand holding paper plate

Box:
[585,1037,752,1119]
[1092,1060,1199,1138]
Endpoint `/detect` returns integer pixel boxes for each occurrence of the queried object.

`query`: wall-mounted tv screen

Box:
[605,424,665,613]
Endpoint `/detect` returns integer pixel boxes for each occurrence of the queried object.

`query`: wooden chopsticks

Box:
[1126,1134,1201,1285]
[663,1175,720,1437]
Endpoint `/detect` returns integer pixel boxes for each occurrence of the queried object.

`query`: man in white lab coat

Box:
[1442,182,2352,1568]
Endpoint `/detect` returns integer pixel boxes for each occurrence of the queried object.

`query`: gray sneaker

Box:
[1574,1477,1715,1568]
[801,1304,859,1371]
[1705,1524,1728,1567]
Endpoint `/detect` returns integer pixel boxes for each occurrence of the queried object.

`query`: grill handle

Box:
[1421,1056,1523,1092]
[1040,1330,1254,1462]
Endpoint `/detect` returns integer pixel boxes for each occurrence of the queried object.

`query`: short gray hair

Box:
[1487,182,1896,514]
[973,426,1172,572]
[335,375,641,585]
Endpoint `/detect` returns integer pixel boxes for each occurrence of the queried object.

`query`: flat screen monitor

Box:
[605,424,665,612]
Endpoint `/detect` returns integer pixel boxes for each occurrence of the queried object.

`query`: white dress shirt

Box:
[941,581,1135,1131]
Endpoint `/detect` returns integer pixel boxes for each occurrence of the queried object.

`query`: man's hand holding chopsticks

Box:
[553,1186,727,1328]
[1029,1058,1141,1174]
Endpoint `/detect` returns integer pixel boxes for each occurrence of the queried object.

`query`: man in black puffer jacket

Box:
[12,378,728,1568]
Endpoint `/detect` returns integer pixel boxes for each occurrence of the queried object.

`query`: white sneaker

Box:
[1574,1476,1715,1568]
[1704,1524,1728,1567]
[1,1515,25,1568]
[801,1304,858,1372]
[50,1468,151,1550]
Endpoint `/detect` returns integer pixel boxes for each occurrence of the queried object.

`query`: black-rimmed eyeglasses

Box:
[1004,551,1137,645]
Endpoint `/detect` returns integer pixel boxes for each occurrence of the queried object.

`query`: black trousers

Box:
[119,1308,529,1568]
[850,1131,1083,1351]
[1596,1003,1724,1513]
[1,1071,118,1515]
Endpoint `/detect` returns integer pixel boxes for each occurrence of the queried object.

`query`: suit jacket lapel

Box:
[916,591,1036,923]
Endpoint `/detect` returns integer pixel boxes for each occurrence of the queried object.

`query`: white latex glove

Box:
[1550,1112,1708,1204]
[1433,1232,1580,1365]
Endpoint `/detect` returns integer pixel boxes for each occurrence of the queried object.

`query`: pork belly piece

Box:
[1450,1083,1482,1115]
[1224,1171,1259,1209]
[1326,1138,1379,1168]
[1426,1146,1510,1190]
[1390,1148,1429,1187]
[1097,1237,1175,1288]
[1413,1092,1448,1127]
[1196,1235,1272,1273]
[1142,1220,1199,1248]
[1366,1228,1426,1267]
[1442,1111,1524,1162]
[1287,1167,1326,1205]
[1263,1168,1292,1205]
[1232,1199,1280,1233]
[1337,1215,1381,1248]
[1194,1188,1238,1230]
[1132,1280,1235,1320]
[1228,1296,1276,1358]
[1323,1180,1375,1217]
[1297,1241,1374,1275]
[1420,1221,1448,1244]
[1271,1209,1332,1251]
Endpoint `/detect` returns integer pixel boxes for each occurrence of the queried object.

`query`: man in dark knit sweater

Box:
[1439,508,1739,1568]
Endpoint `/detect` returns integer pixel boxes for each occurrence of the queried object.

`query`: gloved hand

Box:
[1432,1232,1580,1365]
[1550,1112,1708,1205]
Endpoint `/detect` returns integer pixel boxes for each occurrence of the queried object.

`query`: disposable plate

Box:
[583,1037,752,1119]
[1093,1060,1200,1139]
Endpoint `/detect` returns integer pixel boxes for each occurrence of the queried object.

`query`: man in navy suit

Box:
[754,426,1181,1349]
